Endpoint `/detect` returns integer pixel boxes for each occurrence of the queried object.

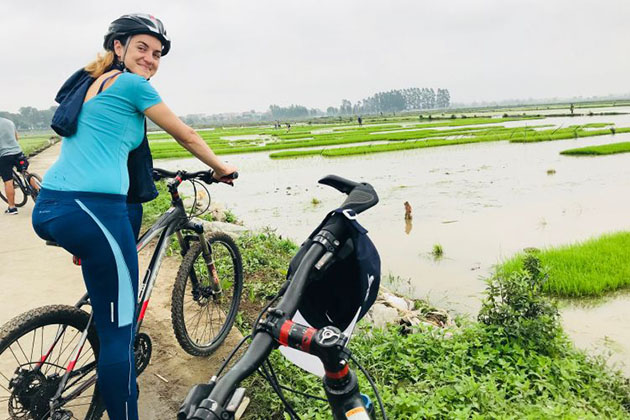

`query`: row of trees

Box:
[326,88,450,115]
[0,106,58,130]
[268,104,323,119]
[2,86,452,129]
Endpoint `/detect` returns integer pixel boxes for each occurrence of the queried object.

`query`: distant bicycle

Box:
[0,155,42,206]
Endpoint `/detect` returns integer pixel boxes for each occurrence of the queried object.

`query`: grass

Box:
[18,136,52,156]
[497,232,630,298]
[561,141,630,156]
[140,181,171,228]
[241,322,630,419]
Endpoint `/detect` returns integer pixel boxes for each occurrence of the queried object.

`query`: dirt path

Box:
[0,144,243,418]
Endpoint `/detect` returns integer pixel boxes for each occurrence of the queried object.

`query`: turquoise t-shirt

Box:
[43,72,162,195]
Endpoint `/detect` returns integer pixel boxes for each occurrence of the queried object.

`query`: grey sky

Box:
[1,0,628,115]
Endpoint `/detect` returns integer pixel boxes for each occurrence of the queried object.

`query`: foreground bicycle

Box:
[180,175,386,420]
[0,155,42,206]
[0,168,243,419]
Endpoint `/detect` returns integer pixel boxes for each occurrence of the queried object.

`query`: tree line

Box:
[1,86,451,129]
[0,106,58,131]
[326,88,450,115]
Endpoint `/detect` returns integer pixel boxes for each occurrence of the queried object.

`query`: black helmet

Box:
[104,13,171,56]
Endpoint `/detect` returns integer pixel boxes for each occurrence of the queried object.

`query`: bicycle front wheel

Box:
[0,305,105,420]
[26,172,42,202]
[0,174,27,208]
[171,232,243,356]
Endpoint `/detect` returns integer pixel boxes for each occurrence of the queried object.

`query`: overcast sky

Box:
[1,0,628,115]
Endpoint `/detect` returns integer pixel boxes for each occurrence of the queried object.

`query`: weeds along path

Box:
[0,143,241,418]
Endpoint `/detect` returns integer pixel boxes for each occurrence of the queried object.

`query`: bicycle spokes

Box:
[0,322,98,419]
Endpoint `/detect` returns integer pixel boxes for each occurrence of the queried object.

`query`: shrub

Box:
[478,255,560,353]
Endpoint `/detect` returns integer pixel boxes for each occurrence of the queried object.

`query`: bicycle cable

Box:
[259,359,301,420]
[186,179,212,221]
[215,333,252,378]
[349,353,388,420]
[264,351,329,405]
[275,383,328,402]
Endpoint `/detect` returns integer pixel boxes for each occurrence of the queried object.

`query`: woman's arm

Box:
[144,102,237,178]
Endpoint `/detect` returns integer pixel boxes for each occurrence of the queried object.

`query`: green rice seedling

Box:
[432,243,443,258]
[497,232,630,297]
[560,142,630,156]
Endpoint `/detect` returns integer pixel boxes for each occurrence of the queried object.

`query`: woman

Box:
[32,14,236,420]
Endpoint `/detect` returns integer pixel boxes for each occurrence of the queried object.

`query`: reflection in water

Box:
[405,219,413,235]
[404,201,413,234]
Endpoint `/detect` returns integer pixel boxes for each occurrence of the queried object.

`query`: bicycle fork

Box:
[177,221,222,294]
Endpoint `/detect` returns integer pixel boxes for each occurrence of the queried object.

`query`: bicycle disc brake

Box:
[9,369,61,419]
[134,332,152,375]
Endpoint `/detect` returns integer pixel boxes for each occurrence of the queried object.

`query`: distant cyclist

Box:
[32,14,237,420]
[0,116,33,215]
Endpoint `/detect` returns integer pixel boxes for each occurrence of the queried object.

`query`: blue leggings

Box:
[32,189,140,420]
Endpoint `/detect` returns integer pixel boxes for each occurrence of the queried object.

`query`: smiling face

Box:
[114,34,162,79]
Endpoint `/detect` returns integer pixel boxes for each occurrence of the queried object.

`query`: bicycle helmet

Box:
[288,208,381,331]
[104,13,171,56]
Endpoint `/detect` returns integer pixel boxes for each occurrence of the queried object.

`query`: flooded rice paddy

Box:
[157,108,630,372]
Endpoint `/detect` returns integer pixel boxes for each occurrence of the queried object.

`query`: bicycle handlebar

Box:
[180,175,378,420]
[152,168,238,185]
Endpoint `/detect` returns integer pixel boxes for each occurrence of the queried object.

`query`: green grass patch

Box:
[561,142,630,156]
[497,232,630,298]
[510,126,630,143]
[18,136,51,156]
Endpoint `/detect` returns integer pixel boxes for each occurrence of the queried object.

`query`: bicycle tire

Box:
[171,232,243,356]
[0,174,27,208]
[0,305,105,420]
[26,173,42,202]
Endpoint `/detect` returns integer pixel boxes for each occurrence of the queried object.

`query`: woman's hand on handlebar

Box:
[213,163,239,185]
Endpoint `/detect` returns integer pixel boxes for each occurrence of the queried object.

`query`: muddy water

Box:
[157,114,630,373]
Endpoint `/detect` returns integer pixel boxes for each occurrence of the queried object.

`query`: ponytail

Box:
[84,51,115,78]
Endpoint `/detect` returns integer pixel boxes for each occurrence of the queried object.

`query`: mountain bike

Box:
[180,175,387,420]
[0,156,42,206]
[0,168,243,420]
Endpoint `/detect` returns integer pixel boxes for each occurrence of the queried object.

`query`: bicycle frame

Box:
[35,179,215,414]
[10,168,33,195]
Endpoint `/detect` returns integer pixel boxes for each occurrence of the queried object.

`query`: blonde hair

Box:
[84,51,116,78]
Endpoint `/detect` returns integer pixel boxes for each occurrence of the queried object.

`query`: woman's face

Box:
[114,34,162,79]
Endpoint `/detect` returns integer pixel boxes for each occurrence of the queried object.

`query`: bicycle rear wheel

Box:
[171,232,243,356]
[0,174,27,208]
[0,305,105,420]
[26,172,42,202]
